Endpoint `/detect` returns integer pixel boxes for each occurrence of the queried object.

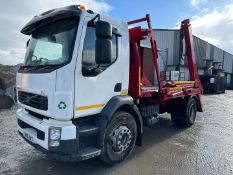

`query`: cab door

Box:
[74,17,123,118]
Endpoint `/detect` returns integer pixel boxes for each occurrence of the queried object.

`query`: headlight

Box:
[49,127,61,147]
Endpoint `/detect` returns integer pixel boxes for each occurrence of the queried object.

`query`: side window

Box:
[82,26,118,76]
[82,27,96,67]
[111,34,117,62]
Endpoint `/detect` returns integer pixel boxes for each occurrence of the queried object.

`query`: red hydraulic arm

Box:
[181,19,203,90]
[128,15,163,95]
[127,15,203,105]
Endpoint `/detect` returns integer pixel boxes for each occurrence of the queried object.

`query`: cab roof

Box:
[21,5,82,35]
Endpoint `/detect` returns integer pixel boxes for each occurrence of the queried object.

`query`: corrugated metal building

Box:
[141,29,233,89]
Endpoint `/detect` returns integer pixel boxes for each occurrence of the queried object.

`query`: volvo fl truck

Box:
[16,5,203,165]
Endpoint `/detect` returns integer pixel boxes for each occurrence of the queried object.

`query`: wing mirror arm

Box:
[26,39,30,48]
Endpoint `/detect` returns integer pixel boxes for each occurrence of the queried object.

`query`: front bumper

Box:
[18,131,100,162]
[16,109,100,161]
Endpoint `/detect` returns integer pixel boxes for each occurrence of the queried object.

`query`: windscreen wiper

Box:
[34,64,61,70]
[20,64,61,72]
[20,65,36,71]
[21,65,34,68]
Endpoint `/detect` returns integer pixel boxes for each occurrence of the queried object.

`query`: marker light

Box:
[77,5,86,10]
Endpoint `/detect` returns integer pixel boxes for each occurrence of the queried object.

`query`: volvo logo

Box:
[25,96,31,103]
[24,94,38,103]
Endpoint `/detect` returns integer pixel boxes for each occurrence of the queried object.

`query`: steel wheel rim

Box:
[110,125,132,153]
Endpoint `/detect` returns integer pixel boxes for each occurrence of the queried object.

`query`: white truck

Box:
[16,5,203,165]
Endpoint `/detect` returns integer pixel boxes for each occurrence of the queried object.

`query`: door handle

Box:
[114,83,122,92]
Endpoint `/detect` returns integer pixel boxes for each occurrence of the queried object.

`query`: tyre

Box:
[100,111,137,165]
[171,97,197,127]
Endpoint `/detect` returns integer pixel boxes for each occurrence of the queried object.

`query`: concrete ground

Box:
[0,92,233,175]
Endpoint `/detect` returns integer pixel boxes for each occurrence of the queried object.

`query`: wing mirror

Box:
[95,21,112,64]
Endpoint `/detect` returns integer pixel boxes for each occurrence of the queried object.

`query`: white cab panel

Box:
[74,15,129,118]
[17,72,56,117]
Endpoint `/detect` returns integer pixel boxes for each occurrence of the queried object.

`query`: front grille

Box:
[18,91,48,111]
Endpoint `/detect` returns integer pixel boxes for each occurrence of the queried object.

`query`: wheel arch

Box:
[100,95,143,146]
[167,94,203,113]
[189,94,203,112]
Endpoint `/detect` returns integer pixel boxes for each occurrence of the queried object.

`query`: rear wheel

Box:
[100,111,137,165]
[171,97,197,127]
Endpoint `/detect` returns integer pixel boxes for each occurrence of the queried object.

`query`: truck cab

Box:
[17,5,133,163]
[17,5,203,165]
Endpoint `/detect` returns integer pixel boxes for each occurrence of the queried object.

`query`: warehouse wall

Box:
[141,29,181,66]
[152,30,233,70]
[141,47,168,86]
[213,47,224,63]
[141,29,233,88]
[226,73,232,89]
[206,43,212,60]
[223,52,233,73]
[179,66,204,81]
[193,36,207,68]
[153,30,181,65]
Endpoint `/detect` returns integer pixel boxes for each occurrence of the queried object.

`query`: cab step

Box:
[79,147,101,160]
[79,125,99,136]
[51,147,101,162]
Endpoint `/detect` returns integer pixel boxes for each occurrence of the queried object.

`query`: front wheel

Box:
[171,97,197,127]
[100,111,137,165]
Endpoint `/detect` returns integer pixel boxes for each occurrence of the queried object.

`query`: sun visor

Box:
[21,5,81,35]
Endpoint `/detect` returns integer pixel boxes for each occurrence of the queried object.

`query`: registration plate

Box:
[23,131,35,143]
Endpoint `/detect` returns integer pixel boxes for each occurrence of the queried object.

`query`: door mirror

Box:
[95,21,112,64]
[96,21,112,38]
[95,38,112,64]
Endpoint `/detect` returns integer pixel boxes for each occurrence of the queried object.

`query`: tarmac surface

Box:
[1,91,233,175]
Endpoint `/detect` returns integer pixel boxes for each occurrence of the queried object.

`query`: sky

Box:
[0,0,233,65]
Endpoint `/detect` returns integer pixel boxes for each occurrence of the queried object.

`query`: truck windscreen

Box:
[23,17,78,68]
